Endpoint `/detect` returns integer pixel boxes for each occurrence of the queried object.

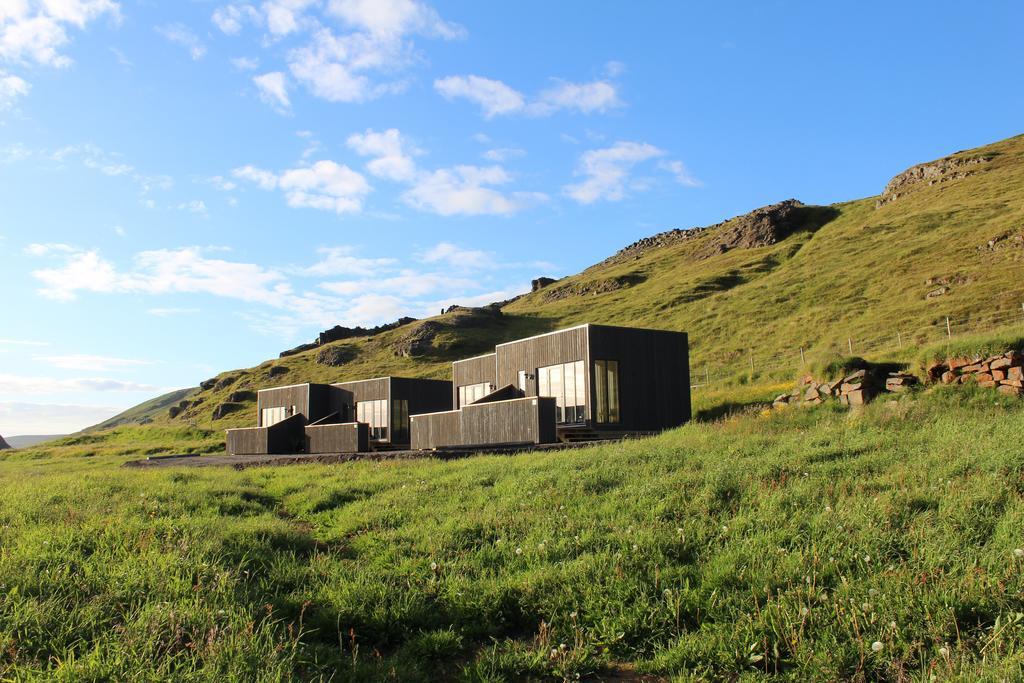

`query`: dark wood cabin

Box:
[226,377,452,455]
[412,323,690,449]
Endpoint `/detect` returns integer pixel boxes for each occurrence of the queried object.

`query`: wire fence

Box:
[690,298,1024,390]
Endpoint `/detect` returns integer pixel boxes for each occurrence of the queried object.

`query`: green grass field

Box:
[3,385,1024,681]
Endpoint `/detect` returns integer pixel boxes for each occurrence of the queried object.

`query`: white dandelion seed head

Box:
[515,547,522,555]
[430,562,438,571]
[939,646,949,657]
[1014,548,1024,558]
[871,641,884,652]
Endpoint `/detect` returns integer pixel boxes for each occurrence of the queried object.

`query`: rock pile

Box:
[773,369,919,409]
[931,351,1024,396]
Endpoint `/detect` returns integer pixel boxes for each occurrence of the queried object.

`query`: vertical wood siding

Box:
[587,325,691,430]
[452,354,497,405]
[410,397,557,449]
[305,422,369,453]
[494,326,589,409]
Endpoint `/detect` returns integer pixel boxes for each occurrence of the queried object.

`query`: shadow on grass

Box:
[694,399,768,423]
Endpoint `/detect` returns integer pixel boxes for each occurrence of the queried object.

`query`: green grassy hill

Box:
[93,131,1024,438]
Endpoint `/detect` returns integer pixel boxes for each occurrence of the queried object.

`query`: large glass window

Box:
[391,399,409,443]
[537,360,585,423]
[261,405,294,427]
[594,360,620,424]
[356,399,389,440]
[458,382,493,407]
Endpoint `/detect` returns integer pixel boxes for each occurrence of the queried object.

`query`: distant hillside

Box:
[84,387,199,432]
[5,435,65,449]
[73,132,1024,434]
[0,434,9,450]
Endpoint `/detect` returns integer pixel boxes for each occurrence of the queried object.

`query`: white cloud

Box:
[0,374,158,394]
[320,271,474,298]
[301,246,396,277]
[0,401,123,436]
[28,245,291,304]
[0,0,119,69]
[253,70,290,110]
[156,23,206,60]
[420,242,493,270]
[435,74,622,118]
[563,141,666,204]
[0,69,29,110]
[207,175,237,191]
[434,75,524,118]
[25,242,75,255]
[50,143,174,195]
[113,225,125,236]
[232,164,277,190]
[603,60,625,77]
[263,0,317,36]
[659,159,702,188]
[213,4,261,35]
[482,147,525,162]
[0,338,49,347]
[346,127,417,181]
[533,79,621,115]
[327,0,465,40]
[177,199,208,215]
[35,354,152,371]
[231,55,259,70]
[279,160,370,213]
[341,127,543,217]
[147,307,200,317]
[233,160,370,214]
[403,164,536,216]
[286,27,402,104]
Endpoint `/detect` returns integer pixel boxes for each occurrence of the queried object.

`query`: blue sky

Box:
[1,0,1022,435]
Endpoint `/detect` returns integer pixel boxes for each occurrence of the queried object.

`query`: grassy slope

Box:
[2,388,1024,680]
[40,132,1023,448]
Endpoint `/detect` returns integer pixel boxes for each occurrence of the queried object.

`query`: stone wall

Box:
[931,351,1024,396]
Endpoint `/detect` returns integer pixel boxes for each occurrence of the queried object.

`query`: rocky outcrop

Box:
[212,402,244,420]
[316,345,355,367]
[167,399,195,419]
[228,390,255,403]
[0,434,10,450]
[390,321,443,358]
[532,277,557,291]
[280,317,419,357]
[266,365,289,378]
[598,199,821,267]
[542,274,646,302]
[213,375,238,391]
[876,154,994,207]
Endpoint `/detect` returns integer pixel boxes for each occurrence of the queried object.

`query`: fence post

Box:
[705,367,709,385]
[799,346,805,365]
[946,316,952,339]
[897,332,902,349]
[749,350,754,374]
[848,338,853,354]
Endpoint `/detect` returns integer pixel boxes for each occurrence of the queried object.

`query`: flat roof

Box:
[493,323,590,348]
[452,352,497,364]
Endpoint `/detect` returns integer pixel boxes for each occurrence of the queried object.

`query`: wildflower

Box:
[824,505,832,512]
[871,641,884,652]
[939,646,949,657]
[663,589,672,597]
[676,527,684,534]
[632,544,638,551]
[800,607,809,617]
[889,621,897,630]
[430,562,438,571]
[862,603,871,612]
[559,643,567,651]
[515,547,522,555]
[868,588,877,596]
[864,554,871,562]
[721,525,728,533]
[537,543,545,551]
[569,611,578,619]
[494,538,503,545]
[1014,548,1024,558]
